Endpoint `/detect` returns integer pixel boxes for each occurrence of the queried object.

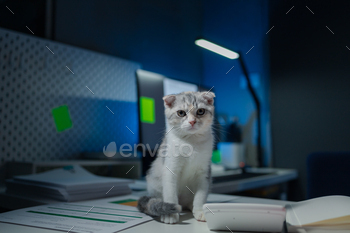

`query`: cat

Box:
[137,91,215,224]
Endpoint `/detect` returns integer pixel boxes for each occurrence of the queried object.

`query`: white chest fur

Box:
[165,132,213,193]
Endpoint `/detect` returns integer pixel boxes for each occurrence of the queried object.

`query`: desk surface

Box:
[211,167,297,194]
[0,194,291,233]
[0,167,298,211]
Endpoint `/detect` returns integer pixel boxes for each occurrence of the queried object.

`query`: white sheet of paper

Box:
[0,195,152,233]
[207,193,240,203]
[286,196,350,233]
[13,165,132,192]
[286,196,350,226]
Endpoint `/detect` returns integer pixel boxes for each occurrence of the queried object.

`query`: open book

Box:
[286,195,350,232]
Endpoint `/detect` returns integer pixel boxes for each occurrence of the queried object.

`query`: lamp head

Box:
[195,39,239,59]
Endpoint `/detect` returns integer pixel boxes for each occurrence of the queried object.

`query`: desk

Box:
[1,193,348,233]
[0,167,297,211]
[211,167,297,197]
[0,193,291,233]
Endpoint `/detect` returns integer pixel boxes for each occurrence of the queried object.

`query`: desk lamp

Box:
[195,39,263,167]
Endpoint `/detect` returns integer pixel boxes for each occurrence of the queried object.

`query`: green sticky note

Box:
[140,97,155,124]
[51,105,73,132]
[212,150,221,163]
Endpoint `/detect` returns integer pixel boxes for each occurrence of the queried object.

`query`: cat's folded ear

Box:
[163,95,176,108]
[201,92,215,105]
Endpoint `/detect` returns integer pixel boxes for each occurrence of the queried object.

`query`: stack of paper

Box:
[6,165,132,202]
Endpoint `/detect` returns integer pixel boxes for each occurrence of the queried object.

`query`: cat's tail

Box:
[137,196,182,216]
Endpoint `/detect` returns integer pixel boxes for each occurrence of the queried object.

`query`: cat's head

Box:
[163,91,215,135]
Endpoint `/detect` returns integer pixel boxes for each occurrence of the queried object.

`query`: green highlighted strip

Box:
[63,204,139,213]
[27,211,126,224]
[48,207,141,219]
[110,199,137,204]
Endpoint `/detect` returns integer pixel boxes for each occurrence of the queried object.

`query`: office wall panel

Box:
[0,28,140,165]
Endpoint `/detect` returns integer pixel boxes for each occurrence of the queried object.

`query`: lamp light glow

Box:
[195,39,239,59]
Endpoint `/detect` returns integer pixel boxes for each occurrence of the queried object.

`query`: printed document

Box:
[0,195,152,233]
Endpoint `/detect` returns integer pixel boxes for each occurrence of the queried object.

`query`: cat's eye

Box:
[177,110,186,117]
[197,108,206,115]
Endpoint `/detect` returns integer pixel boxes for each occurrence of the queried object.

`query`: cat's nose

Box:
[189,120,196,127]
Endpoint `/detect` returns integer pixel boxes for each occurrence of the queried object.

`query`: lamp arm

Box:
[238,54,263,167]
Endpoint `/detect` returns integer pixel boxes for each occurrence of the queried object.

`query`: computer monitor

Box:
[136,69,213,174]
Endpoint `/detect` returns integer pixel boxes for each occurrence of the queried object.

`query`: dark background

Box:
[269,0,350,200]
[1,0,350,201]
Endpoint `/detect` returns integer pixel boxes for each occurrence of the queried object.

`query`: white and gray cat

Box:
[137,91,215,224]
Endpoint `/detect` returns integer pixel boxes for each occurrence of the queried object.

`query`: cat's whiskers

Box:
[211,127,229,135]
[180,125,193,130]
[165,126,175,135]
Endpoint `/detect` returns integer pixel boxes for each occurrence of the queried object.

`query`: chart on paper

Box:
[0,201,152,233]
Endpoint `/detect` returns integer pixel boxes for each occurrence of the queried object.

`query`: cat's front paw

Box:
[160,213,179,224]
[193,209,206,222]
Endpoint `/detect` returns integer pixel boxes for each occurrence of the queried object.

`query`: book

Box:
[286,195,350,232]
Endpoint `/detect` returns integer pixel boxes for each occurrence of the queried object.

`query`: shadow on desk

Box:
[152,211,192,225]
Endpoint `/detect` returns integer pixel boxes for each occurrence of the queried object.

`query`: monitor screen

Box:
[163,77,198,96]
[136,69,199,150]
[136,69,216,175]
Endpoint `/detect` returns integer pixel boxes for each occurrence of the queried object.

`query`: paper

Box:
[0,195,152,233]
[286,195,350,232]
[13,165,132,192]
[128,180,147,191]
[6,179,131,202]
[7,165,132,202]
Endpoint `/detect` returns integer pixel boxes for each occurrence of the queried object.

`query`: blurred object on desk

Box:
[5,160,142,179]
[5,165,132,202]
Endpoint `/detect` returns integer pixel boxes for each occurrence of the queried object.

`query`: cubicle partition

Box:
[0,28,141,166]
